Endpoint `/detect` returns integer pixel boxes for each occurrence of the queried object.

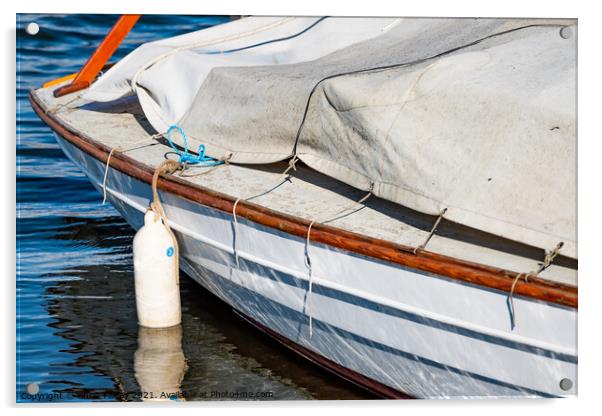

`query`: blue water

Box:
[16,14,370,402]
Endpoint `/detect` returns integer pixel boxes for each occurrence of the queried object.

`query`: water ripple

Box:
[16,13,370,403]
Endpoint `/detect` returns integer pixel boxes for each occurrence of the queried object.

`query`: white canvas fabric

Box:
[86,17,577,258]
[85,16,400,131]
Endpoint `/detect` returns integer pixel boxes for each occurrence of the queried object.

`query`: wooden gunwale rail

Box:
[29,91,578,309]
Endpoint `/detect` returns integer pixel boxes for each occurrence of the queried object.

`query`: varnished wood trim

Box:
[29,91,578,309]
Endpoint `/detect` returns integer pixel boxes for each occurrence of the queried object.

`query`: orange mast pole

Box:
[54,14,140,98]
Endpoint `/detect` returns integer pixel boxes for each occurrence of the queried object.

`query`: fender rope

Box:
[150,159,184,284]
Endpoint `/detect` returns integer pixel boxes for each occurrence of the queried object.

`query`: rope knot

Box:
[541,242,564,272]
[413,207,447,254]
[166,125,224,167]
[508,241,564,329]
[151,160,183,221]
[161,159,184,176]
[282,155,300,178]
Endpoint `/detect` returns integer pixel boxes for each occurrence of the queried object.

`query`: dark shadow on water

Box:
[43,264,374,401]
[15,13,372,402]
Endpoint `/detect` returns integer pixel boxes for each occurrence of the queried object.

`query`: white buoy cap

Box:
[144,209,158,225]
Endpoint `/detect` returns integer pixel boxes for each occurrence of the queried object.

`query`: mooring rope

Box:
[150,159,184,284]
[166,125,225,166]
[508,241,564,329]
[178,153,232,178]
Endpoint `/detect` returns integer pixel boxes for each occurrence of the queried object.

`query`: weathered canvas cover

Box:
[85,17,577,258]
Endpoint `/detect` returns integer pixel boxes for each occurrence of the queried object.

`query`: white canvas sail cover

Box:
[85,17,577,258]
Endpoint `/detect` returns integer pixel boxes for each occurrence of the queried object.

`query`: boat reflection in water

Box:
[17,13,371,402]
[134,325,187,402]
[35,214,368,401]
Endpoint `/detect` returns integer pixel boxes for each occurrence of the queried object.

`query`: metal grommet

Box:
[559,378,573,391]
[26,382,39,395]
[560,26,573,40]
[26,22,40,36]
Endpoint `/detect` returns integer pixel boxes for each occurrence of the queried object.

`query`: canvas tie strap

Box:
[413,208,448,254]
[150,159,184,284]
[508,241,564,329]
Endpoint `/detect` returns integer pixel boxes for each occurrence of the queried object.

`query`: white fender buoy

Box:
[133,210,181,328]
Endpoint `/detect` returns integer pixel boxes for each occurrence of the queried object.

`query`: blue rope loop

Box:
[166,125,224,166]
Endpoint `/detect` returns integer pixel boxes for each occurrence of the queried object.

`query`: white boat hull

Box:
[54,133,577,399]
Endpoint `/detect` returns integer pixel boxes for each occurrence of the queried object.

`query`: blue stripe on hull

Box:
[184,259,560,398]
[222,252,576,364]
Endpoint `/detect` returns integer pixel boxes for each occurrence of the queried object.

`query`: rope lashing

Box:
[179,153,233,178]
[102,146,121,204]
[167,125,224,166]
[347,184,374,212]
[150,159,184,284]
[508,241,564,329]
[282,155,300,178]
[232,197,243,267]
[413,207,448,254]
[303,184,374,339]
[101,135,163,205]
[305,220,316,338]
[44,94,83,115]
[229,155,300,270]
[225,156,372,340]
